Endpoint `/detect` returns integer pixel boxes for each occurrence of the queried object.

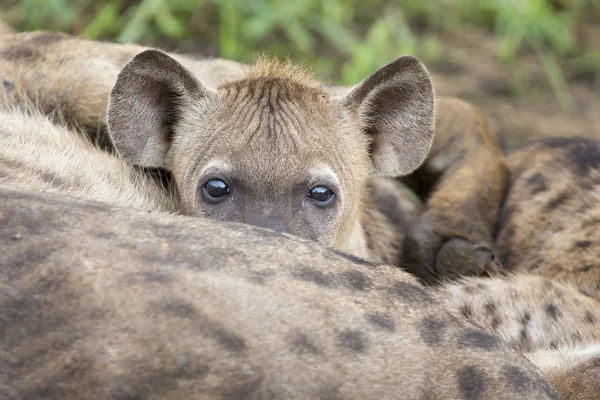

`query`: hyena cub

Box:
[0,31,508,277]
[107,50,435,264]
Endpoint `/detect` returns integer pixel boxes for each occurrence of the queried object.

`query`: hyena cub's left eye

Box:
[308,186,335,206]
[201,179,231,203]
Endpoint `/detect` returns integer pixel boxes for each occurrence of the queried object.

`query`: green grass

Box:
[2,0,599,103]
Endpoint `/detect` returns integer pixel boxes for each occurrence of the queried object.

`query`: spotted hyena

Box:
[439,136,600,399]
[0,181,561,400]
[1,30,598,398]
[0,31,508,278]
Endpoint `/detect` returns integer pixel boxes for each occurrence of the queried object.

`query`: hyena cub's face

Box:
[108,51,434,246]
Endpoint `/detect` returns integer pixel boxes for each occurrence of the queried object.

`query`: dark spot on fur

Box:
[419,389,440,400]
[584,311,596,325]
[420,316,446,346]
[288,330,321,355]
[463,285,477,294]
[580,265,593,272]
[549,341,559,349]
[389,281,435,305]
[490,316,502,330]
[484,302,497,315]
[340,270,370,291]
[461,304,474,319]
[127,272,173,284]
[365,312,396,333]
[457,366,487,400]
[338,330,367,353]
[503,365,559,398]
[38,172,69,188]
[29,31,68,46]
[503,365,530,392]
[156,299,246,352]
[331,249,379,268]
[2,79,14,91]
[519,327,530,351]
[574,240,592,248]
[521,312,532,325]
[292,266,334,287]
[317,384,345,400]
[582,218,600,228]
[527,173,548,195]
[579,284,600,299]
[160,299,196,318]
[0,46,37,60]
[540,137,600,176]
[459,329,501,351]
[220,373,264,400]
[545,304,561,321]
[545,191,570,210]
[247,268,276,285]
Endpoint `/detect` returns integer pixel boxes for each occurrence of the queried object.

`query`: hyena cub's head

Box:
[108,50,434,246]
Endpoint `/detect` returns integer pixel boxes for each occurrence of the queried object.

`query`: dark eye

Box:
[308,186,335,205]
[201,179,231,203]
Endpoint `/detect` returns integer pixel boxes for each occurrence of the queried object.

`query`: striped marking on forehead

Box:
[219,80,329,151]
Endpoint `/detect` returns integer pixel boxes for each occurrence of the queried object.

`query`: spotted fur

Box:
[0,182,560,400]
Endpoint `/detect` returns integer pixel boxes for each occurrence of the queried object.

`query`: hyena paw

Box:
[402,214,502,284]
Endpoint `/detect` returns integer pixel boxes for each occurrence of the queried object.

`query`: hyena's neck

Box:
[334,218,372,262]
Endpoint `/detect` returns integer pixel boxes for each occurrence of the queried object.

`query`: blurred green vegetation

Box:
[2,0,599,103]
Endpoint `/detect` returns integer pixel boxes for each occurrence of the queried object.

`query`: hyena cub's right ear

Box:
[108,49,215,168]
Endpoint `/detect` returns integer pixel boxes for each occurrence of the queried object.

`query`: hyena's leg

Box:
[439,275,600,353]
[401,96,509,284]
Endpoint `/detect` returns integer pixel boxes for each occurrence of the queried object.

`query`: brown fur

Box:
[1,30,597,397]
[400,97,510,283]
[496,137,600,292]
[0,32,437,266]
[445,138,600,347]
[0,106,178,212]
[439,137,600,399]
[0,31,507,277]
[0,31,249,149]
[107,49,435,264]
[528,345,600,400]
[0,181,561,400]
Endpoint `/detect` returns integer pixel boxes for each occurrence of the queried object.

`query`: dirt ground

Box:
[429,26,600,152]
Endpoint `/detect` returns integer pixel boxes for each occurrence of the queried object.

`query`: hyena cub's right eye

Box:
[201,179,231,203]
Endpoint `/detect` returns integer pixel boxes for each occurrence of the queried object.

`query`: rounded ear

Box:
[342,56,435,176]
[108,49,211,168]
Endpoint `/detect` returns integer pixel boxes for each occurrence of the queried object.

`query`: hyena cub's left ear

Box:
[108,49,214,168]
[342,56,435,177]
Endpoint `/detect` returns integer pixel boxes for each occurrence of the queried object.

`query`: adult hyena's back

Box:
[0,183,559,400]
[0,31,249,147]
[0,108,177,211]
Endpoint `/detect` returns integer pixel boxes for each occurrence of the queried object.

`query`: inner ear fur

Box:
[108,49,210,168]
[343,56,435,177]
